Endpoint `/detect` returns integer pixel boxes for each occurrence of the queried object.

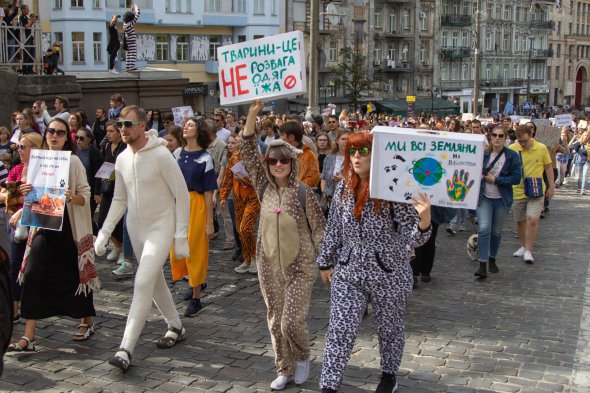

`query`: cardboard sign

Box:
[554,114,573,127]
[172,106,194,127]
[370,127,486,209]
[21,149,71,231]
[95,162,115,180]
[461,113,474,122]
[217,31,307,106]
[534,124,561,147]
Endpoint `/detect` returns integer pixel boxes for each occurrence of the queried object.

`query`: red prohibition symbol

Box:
[284,75,297,89]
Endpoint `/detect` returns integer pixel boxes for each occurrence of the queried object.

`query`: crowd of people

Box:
[0,91,588,392]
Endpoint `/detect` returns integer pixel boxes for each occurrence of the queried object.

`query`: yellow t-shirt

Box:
[509,139,552,200]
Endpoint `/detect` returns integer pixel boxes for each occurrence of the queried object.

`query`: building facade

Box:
[547,0,590,108]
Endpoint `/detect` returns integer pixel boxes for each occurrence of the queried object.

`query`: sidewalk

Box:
[1,182,588,393]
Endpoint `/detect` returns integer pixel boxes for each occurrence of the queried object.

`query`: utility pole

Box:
[472,0,481,116]
[308,0,320,115]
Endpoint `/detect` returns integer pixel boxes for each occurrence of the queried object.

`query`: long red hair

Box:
[342,132,382,220]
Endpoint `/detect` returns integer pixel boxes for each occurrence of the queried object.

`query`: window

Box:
[515,7,520,21]
[462,63,469,80]
[329,41,338,62]
[462,31,469,47]
[374,47,381,64]
[441,63,448,80]
[254,0,264,14]
[72,32,85,62]
[186,0,191,13]
[271,0,277,15]
[71,0,83,7]
[177,35,188,61]
[165,0,170,11]
[442,31,449,47]
[451,32,459,47]
[238,35,246,43]
[206,0,220,12]
[485,33,492,51]
[54,32,63,63]
[503,67,509,82]
[388,47,396,63]
[557,44,561,56]
[374,10,382,28]
[557,21,561,35]
[502,34,508,51]
[514,64,519,78]
[420,42,426,63]
[209,36,220,60]
[485,64,491,80]
[451,62,459,80]
[156,35,169,61]
[547,66,551,79]
[389,13,397,33]
[93,32,102,62]
[462,2,469,15]
[568,65,572,79]
[514,36,520,52]
[537,64,543,79]
[420,11,428,31]
[176,0,181,12]
[402,9,410,30]
[93,0,100,7]
[556,66,560,79]
[54,0,63,8]
[503,6,510,20]
[237,0,246,13]
[253,35,264,40]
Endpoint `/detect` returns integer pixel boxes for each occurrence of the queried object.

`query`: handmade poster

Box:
[172,106,194,127]
[370,127,486,209]
[534,124,561,147]
[477,117,494,125]
[519,116,532,125]
[230,161,249,178]
[579,120,588,129]
[217,31,307,106]
[554,114,573,127]
[95,162,115,180]
[461,113,474,122]
[21,149,70,231]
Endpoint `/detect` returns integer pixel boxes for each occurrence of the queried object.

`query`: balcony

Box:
[377,60,416,73]
[382,30,414,38]
[529,20,556,29]
[292,19,342,34]
[106,0,153,8]
[510,78,525,86]
[531,49,554,58]
[440,47,471,58]
[441,15,472,27]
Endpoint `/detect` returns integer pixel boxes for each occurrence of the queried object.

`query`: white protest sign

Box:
[578,120,588,129]
[95,162,115,180]
[21,149,71,231]
[461,113,474,122]
[10,130,20,145]
[230,161,249,178]
[534,124,561,147]
[519,116,532,125]
[554,114,573,127]
[217,31,307,106]
[172,106,194,127]
[370,127,486,209]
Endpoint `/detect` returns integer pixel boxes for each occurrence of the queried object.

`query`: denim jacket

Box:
[478,147,521,209]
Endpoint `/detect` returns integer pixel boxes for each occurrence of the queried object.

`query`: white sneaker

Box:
[108,69,119,74]
[270,375,292,390]
[107,248,121,261]
[294,359,310,384]
[112,262,134,276]
[248,261,258,274]
[234,262,250,274]
[513,247,525,257]
[116,253,125,265]
[523,251,535,264]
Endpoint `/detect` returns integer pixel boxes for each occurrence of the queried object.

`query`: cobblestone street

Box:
[1,182,589,393]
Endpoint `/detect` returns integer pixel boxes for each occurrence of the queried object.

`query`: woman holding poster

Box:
[8,118,99,352]
[316,132,432,393]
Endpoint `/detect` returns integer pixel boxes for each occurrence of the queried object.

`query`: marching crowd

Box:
[0,92,588,393]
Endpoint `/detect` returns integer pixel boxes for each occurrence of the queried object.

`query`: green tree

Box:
[333,44,370,111]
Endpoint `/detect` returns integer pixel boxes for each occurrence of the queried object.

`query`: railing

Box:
[106,0,153,9]
[0,23,43,74]
[441,47,471,58]
[531,49,554,58]
[441,15,472,26]
[529,20,555,29]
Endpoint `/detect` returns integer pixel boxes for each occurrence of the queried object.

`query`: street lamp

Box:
[526,35,535,106]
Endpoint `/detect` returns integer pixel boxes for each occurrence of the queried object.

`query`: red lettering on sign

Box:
[221,64,250,98]
[284,75,296,90]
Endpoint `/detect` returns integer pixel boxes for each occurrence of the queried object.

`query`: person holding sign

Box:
[94,106,190,372]
[241,101,326,390]
[9,118,99,352]
[316,132,432,393]
[473,127,521,279]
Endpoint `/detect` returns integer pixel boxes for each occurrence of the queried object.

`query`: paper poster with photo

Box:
[370,127,486,209]
[95,162,116,180]
[554,114,573,127]
[21,149,71,231]
[172,106,194,127]
[217,31,307,106]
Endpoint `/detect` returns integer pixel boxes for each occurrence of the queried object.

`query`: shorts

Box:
[512,197,544,221]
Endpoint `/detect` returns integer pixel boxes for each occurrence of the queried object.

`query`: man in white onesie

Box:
[94,105,190,372]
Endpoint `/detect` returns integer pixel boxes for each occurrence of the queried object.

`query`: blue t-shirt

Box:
[177,149,218,194]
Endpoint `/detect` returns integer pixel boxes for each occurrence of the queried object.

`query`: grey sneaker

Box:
[248,262,258,274]
[113,262,134,276]
[234,262,249,274]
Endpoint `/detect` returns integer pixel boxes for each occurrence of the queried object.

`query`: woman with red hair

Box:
[316,132,432,393]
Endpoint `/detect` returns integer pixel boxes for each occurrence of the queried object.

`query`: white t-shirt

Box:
[333,155,344,177]
[483,151,506,199]
[216,127,231,144]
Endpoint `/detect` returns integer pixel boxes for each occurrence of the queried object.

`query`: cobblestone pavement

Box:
[1,181,589,393]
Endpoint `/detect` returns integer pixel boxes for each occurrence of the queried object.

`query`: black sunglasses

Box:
[46,128,67,137]
[116,120,142,128]
[267,157,290,166]
[76,136,87,141]
[491,133,505,138]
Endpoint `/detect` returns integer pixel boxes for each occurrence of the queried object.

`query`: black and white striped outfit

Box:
[123,8,139,71]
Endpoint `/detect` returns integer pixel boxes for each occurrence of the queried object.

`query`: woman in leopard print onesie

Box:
[316,132,432,393]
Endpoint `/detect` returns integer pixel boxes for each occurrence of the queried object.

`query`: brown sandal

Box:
[156,326,186,349]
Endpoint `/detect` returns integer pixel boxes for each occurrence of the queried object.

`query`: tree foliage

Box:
[333,44,370,111]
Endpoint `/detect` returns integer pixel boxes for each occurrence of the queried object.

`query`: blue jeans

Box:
[227,198,242,251]
[476,196,508,262]
[122,212,134,260]
[450,208,467,227]
[577,162,590,191]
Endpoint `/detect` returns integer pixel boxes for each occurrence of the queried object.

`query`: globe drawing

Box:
[410,157,445,186]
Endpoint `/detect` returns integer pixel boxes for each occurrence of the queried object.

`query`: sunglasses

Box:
[328,121,337,124]
[267,157,290,166]
[491,133,505,138]
[46,128,67,137]
[17,144,29,150]
[116,120,142,128]
[76,136,87,141]
[348,147,371,156]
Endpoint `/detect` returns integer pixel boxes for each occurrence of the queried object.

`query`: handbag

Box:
[99,179,114,195]
[519,152,543,198]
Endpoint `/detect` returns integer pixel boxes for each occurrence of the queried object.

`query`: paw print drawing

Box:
[392,178,399,185]
[404,191,413,200]
[59,179,65,187]
[384,165,397,173]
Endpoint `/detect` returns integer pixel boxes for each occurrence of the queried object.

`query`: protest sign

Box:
[172,106,194,127]
[461,113,474,122]
[217,31,306,106]
[21,149,71,231]
[554,114,573,127]
[230,161,249,178]
[95,162,115,180]
[579,120,588,129]
[519,116,532,125]
[370,127,486,209]
[534,124,560,147]
[477,117,494,125]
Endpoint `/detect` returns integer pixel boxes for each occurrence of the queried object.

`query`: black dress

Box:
[20,208,95,319]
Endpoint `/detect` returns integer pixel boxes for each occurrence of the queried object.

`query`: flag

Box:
[503,101,514,116]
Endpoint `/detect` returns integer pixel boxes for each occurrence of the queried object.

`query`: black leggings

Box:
[411,223,439,276]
